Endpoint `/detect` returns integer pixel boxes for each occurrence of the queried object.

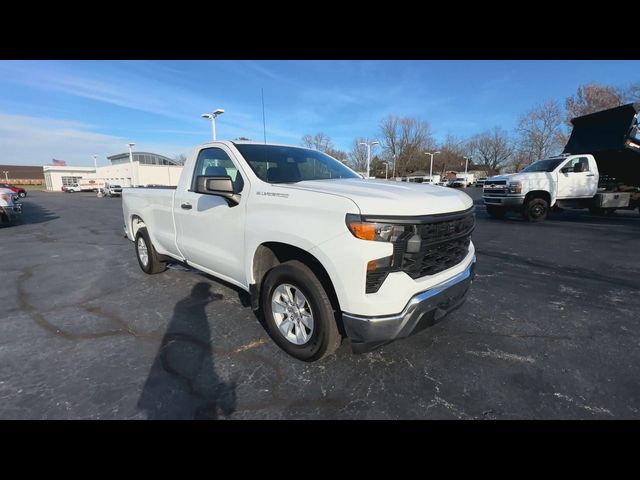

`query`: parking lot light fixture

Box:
[128,143,136,186]
[92,155,97,170]
[425,151,441,180]
[463,156,471,176]
[202,108,225,141]
[359,140,379,179]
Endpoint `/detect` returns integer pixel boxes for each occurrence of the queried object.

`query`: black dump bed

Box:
[563,103,640,186]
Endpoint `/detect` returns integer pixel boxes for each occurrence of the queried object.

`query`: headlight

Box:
[507,182,522,194]
[345,214,407,242]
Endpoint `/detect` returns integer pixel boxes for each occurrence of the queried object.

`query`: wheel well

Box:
[131,215,146,237]
[251,242,342,325]
[525,190,551,205]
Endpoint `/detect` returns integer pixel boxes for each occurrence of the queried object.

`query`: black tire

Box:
[135,227,166,274]
[523,197,548,222]
[486,205,507,219]
[260,260,341,362]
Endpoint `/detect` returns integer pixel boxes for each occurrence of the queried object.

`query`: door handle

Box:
[586,174,595,177]
[181,203,192,210]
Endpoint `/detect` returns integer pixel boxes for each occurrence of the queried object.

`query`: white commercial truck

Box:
[483,103,640,221]
[122,141,477,361]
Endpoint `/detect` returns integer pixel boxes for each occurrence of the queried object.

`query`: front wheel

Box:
[261,260,341,362]
[523,197,549,222]
[18,192,26,198]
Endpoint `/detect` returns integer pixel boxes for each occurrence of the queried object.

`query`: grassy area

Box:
[18,184,46,191]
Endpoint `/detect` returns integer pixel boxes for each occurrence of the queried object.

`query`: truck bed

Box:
[122,187,177,255]
[564,103,640,187]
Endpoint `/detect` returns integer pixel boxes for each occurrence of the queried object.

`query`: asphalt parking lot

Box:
[1,189,639,419]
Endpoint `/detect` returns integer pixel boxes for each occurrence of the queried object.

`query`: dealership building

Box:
[43,152,183,191]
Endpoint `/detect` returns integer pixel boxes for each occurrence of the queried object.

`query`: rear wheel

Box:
[135,227,166,274]
[486,205,507,219]
[523,197,548,222]
[261,260,341,362]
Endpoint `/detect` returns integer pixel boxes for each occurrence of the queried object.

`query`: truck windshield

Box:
[234,144,359,183]
[520,158,566,173]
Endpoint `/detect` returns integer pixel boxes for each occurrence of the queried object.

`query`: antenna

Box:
[261,88,267,145]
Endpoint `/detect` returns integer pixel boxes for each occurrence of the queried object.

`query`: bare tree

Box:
[348,138,370,172]
[503,149,532,173]
[565,83,624,126]
[301,132,334,152]
[622,82,640,103]
[379,115,435,176]
[173,153,188,165]
[516,100,565,163]
[468,127,514,173]
[435,134,467,178]
[326,148,349,163]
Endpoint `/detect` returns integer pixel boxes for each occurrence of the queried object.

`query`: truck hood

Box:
[486,173,549,184]
[287,179,473,215]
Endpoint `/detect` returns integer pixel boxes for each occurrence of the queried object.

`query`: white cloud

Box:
[0,112,192,166]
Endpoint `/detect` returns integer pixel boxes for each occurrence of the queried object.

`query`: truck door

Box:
[556,156,598,198]
[173,146,248,287]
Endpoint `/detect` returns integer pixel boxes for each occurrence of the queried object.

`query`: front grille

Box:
[365,209,474,293]
[483,188,508,194]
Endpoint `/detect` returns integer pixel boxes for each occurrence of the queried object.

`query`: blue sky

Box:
[0,60,638,166]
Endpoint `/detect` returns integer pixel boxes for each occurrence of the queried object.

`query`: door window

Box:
[564,157,590,172]
[192,147,244,192]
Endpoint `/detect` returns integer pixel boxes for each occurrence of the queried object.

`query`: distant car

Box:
[475,177,487,187]
[64,183,83,193]
[447,179,466,188]
[0,183,27,198]
[0,187,22,226]
[102,184,123,197]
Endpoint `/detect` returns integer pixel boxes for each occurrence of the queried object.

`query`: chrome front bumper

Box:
[483,195,525,207]
[342,258,476,352]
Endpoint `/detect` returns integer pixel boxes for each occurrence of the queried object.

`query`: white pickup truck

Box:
[122,141,477,361]
[484,103,640,221]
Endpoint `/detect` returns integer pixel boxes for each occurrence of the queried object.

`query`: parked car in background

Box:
[475,177,487,187]
[447,179,466,188]
[63,183,83,193]
[102,183,123,197]
[0,187,22,226]
[483,103,640,222]
[0,183,27,198]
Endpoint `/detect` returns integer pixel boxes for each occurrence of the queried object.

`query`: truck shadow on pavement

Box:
[137,282,237,420]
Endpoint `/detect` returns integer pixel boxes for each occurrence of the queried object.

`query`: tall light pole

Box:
[424,151,441,180]
[2,171,8,182]
[392,153,397,179]
[92,154,97,169]
[383,161,389,180]
[128,142,136,187]
[358,140,379,179]
[201,108,225,141]
[463,155,471,176]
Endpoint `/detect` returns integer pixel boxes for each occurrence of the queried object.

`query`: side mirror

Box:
[195,175,240,206]
[561,166,572,174]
